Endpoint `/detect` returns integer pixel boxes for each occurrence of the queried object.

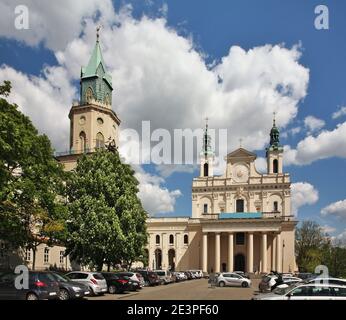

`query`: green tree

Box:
[295,220,326,272]
[0,81,67,269]
[66,148,148,271]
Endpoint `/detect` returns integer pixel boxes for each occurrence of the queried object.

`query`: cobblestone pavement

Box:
[88,278,261,300]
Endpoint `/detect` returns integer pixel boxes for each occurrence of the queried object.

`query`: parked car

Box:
[216,272,252,288]
[253,283,346,300]
[66,272,107,296]
[189,270,203,279]
[306,277,346,286]
[114,273,140,291]
[119,272,144,288]
[184,271,193,280]
[101,272,130,294]
[294,273,316,281]
[0,271,59,300]
[51,272,90,300]
[258,275,302,292]
[137,270,160,286]
[174,272,187,282]
[234,271,250,279]
[154,270,174,285]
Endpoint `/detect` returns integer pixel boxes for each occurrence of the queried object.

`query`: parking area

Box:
[88,278,261,300]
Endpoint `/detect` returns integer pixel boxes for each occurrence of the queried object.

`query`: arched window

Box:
[155,235,160,245]
[203,163,209,177]
[203,204,208,214]
[79,131,86,153]
[273,201,279,212]
[184,235,189,245]
[85,87,94,103]
[273,159,279,174]
[96,132,105,149]
[236,199,245,213]
[104,93,111,106]
[169,234,174,245]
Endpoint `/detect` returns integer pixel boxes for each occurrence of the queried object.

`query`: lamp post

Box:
[282,240,285,272]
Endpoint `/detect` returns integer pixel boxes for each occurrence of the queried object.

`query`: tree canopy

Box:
[0,81,67,269]
[65,148,148,271]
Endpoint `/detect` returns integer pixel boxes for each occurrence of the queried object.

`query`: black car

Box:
[0,271,59,300]
[51,272,90,300]
[101,272,130,294]
[113,273,140,291]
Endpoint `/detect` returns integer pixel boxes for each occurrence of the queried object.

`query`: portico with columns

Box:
[145,119,298,274]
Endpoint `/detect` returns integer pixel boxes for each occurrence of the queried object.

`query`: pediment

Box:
[226,148,257,161]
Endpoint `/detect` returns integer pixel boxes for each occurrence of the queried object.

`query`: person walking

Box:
[208,269,216,289]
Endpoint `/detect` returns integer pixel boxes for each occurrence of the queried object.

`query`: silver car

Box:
[253,283,346,300]
[217,272,252,288]
[66,272,107,296]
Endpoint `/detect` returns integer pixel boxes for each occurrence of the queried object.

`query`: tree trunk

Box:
[107,263,111,272]
[32,248,36,271]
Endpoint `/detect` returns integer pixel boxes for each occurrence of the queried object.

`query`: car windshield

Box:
[156,271,165,276]
[52,273,69,282]
[274,284,298,295]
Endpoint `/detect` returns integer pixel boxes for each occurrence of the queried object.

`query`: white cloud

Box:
[332,106,346,120]
[291,182,319,216]
[155,164,197,178]
[255,157,267,173]
[321,225,336,234]
[284,122,346,166]
[0,0,116,51]
[321,199,346,220]
[134,166,182,215]
[281,126,301,139]
[304,115,325,134]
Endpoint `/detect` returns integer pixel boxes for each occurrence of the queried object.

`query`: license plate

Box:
[49,292,57,296]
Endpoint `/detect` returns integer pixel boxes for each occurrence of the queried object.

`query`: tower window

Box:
[97,117,104,125]
[156,235,160,245]
[96,132,105,149]
[169,235,174,245]
[85,87,94,103]
[203,163,209,177]
[236,199,245,213]
[79,131,87,153]
[273,159,279,174]
[273,201,279,212]
[203,204,208,214]
[184,235,189,245]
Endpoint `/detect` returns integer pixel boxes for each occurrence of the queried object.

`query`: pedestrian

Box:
[208,268,216,289]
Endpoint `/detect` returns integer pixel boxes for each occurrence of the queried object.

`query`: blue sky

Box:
[1,0,346,239]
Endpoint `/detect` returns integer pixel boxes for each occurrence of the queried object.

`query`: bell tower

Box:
[266,113,283,174]
[69,26,121,154]
[200,118,214,177]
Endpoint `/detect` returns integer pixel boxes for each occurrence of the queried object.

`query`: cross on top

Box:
[239,138,243,148]
[273,111,277,125]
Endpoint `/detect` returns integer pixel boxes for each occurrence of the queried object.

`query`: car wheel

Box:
[26,293,38,300]
[108,285,117,294]
[59,289,70,300]
[242,282,249,288]
[219,281,225,287]
[89,287,96,296]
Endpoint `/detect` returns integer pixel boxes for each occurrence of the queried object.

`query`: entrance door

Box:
[234,254,246,272]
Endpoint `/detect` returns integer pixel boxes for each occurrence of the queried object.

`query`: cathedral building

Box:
[146,120,297,274]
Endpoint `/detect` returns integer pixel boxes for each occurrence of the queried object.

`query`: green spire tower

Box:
[200,118,214,177]
[80,26,113,106]
[266,113,283,174]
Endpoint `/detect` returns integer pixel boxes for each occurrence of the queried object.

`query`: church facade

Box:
[146,122,297,274]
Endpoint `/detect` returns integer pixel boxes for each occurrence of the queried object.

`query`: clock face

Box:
[232,164,249,183]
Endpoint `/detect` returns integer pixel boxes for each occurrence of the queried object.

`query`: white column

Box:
[228,233,234,272]
[202,233,208,273]
[215,233,221,273]
[247,233,254,273]
[272,234,277,271]
[276,233,282,273]
[261,233,267,273]
[162,233,168,270]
